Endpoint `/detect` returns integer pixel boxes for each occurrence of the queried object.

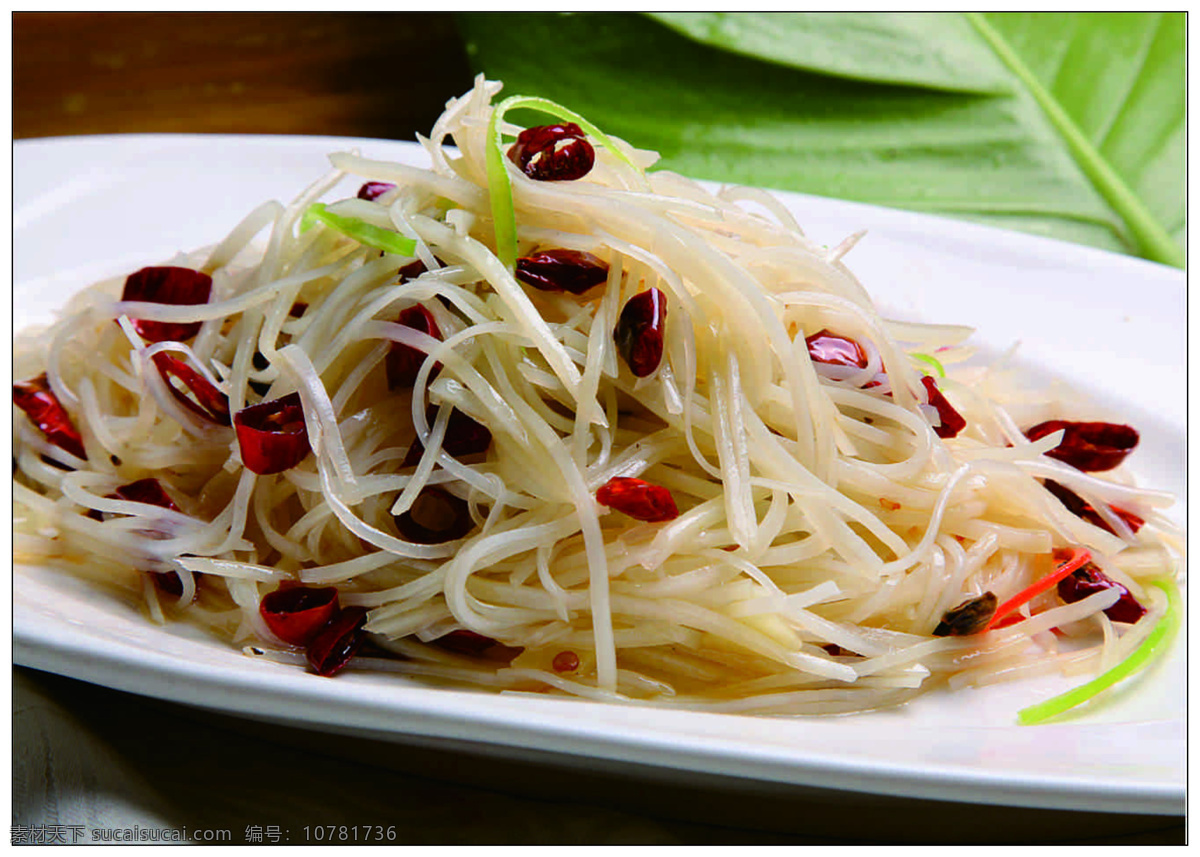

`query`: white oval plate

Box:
[12,135,1186,815]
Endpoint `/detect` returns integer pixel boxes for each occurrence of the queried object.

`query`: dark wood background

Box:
[14,12,476,140]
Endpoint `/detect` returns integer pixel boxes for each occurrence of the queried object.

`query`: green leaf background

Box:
[458,12,1184,267]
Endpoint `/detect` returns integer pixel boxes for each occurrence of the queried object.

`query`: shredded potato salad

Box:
[12,79,1183,721]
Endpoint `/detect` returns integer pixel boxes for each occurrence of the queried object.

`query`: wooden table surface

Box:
[14,12,475,141]
[12,12,1186,846]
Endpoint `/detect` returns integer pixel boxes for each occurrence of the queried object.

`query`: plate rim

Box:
[12,133,1186,817]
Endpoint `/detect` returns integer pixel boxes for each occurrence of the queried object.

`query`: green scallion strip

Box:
[910,352,946,378]
[485,104,518,270]
[300,203,416,257]
[1017,577,1181,725]
[486,94,644,270]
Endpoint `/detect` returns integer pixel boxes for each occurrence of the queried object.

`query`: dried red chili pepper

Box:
[105,478,189,598]
[121,266,213,343]
[433,629,524,662]
[357,181,397,201]
[13,373,86,460]
[233,392,310,475]
[1025,420,1139,472]
[306,606,368,677]
[398,259,428,281]
[433,629,496,656]
[614,287,668,377]
[1057,563,1146,624]
[933,592,997,636]
[552,650,580,673]
[921,375,966,439]
[260,585,340,646]
[515,249,609,295]
[397,256,448,282]
[402,406,493,466]
[805,330,868,368]
[507,123,595,181]
[393,487,475,544]
[151,352,231,425]
[109,477,180,511]
[386,304,443,390]
[596,476,678,522]
[149,571,186,598]
[1043,480,1144,536]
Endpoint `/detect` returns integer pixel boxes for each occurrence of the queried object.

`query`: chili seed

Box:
[552,651,580,673]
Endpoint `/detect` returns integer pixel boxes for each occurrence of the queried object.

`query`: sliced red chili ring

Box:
[357,181,397,201]
[613,287,668,377]
[108,477,180,511]
[507,123,595,181]
[151,352,231,425]
[920,375,966,439]
[260,585,340,646]
[233,392,311,475]
[104,478,190,599]
[13,373,87,460]
[433,629,524,662]
[1043,480,1144,536]
[149,571,187,598]
[120,266,213,343]
[386,303,443,389]
[306,606,368,677]
[515,249,609,295]
[393,487,475,544]
[402,406,493,466]
[1057,562,1147,624]
[110,477,185,596]
[596,476,678,522]
[805,330,868,368]
[1025,420,1139,472]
